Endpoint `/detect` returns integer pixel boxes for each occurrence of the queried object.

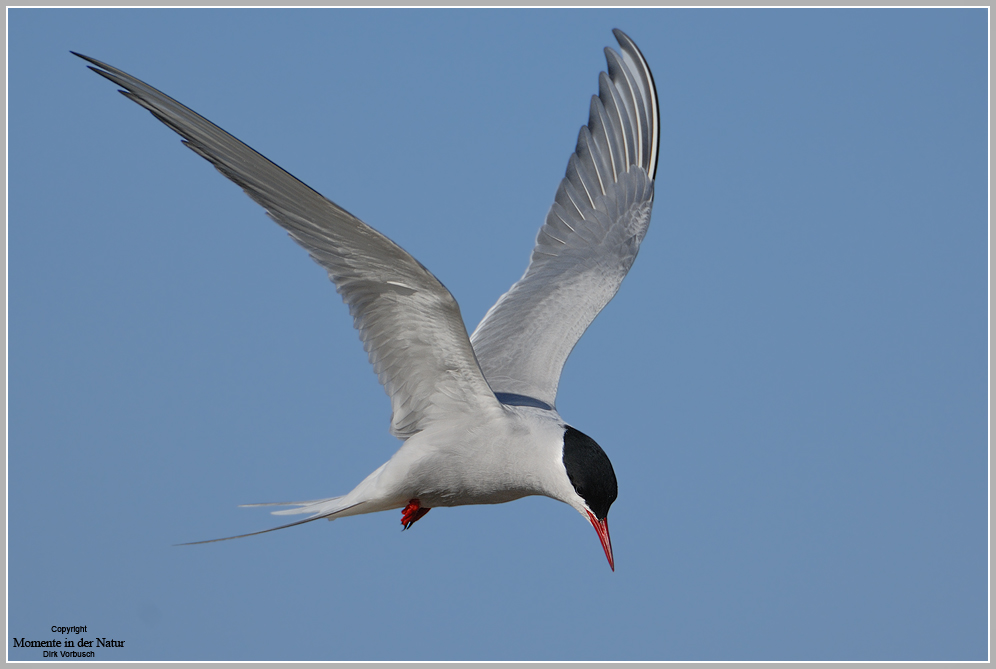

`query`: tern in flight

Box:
[75,28,659,570]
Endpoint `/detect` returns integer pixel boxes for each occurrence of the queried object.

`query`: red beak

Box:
[585,510,614,571]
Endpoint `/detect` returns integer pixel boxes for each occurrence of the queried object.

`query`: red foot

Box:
[401,499,431,530]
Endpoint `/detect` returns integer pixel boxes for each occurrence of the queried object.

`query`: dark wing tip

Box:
[611,28,635,48]
[72,51,110,70]
[609,28,660,181]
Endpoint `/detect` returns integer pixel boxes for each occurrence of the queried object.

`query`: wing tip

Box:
[608,28,660,181]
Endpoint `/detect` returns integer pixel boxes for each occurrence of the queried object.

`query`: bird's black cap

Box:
[562,426,617,520]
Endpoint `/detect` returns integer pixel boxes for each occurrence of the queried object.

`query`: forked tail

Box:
[176,496,365,546]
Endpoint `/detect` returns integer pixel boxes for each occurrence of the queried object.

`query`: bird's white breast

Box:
[373,407,570,509]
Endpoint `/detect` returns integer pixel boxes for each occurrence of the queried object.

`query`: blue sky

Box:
[8,8,988,661]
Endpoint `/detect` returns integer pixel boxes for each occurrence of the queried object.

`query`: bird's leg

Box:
[401,499,431,530]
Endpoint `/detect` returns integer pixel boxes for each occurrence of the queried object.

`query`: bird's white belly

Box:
[402,447,545,508]
[373,412,565,509]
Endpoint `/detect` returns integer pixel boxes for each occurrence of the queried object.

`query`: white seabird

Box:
[75,28,659,571]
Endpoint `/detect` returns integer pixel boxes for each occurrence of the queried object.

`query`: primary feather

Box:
[72,51,502,440]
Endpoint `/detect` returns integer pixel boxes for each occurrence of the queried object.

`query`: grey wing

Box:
[470,29,659,409]
[76,52,502,440]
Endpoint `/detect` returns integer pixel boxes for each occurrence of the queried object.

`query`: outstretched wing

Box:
[470,29,659,409]
[75,52,502,440]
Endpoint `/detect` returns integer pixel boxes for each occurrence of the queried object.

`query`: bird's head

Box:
[560,425,618,570]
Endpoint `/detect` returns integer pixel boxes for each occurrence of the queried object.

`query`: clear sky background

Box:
[8,8,988,662]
